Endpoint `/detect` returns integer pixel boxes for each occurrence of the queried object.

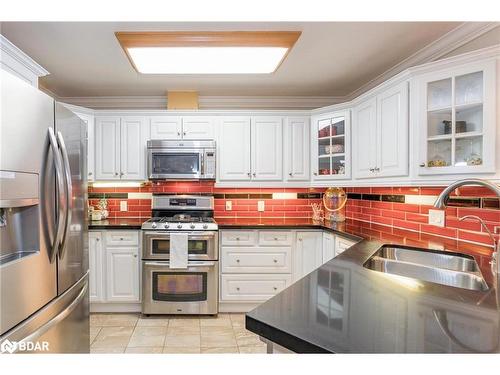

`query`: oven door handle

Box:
[143,231,218,238]
[143,261,216,267]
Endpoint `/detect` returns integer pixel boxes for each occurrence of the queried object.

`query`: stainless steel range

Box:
[141,195,218,315]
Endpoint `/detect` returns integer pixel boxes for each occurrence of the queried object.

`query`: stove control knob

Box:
[177,224,183,229]
[190,224,196,229]
[203,224,208,229]
[164,224,170,229]
[151,223,157,229]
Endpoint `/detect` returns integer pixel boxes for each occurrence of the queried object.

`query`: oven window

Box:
[152,153,200,175]
[152,239,208,255]
[152,272,207,302]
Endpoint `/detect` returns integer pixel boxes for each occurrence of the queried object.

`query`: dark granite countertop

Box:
[243,219,500,353]
[88,218,143,230]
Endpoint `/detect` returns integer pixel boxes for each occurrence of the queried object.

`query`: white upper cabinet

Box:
[251,116,283,181]
[285,117,310,181]
[95,116,147,180]
[311,110,351,180]
[219,117,252,181]
[414,60,496,175]
[353,81,409,179]
[150,116,182,139]
[353,99,377,178]
[149,116,215,140]
[182,117,215,139]
[120,117,147,180]
[95,117,121,180]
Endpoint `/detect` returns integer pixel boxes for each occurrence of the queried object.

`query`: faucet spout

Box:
[434,179,500,278]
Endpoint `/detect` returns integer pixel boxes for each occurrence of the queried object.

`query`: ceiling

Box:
[0,22,462,98]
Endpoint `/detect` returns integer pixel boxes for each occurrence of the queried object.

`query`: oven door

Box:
[142,261,218,314]
[148,149,203,179]
[142,231,218,261]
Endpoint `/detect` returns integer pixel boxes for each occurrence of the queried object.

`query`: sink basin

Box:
[375,246,479,272]
[364,246,489,292]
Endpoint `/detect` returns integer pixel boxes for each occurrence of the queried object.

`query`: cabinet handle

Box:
[236,237,240,241]
[289,172,293,177]
[96,238,100,242]
[247,172,251,177]
[88,172,93,176]
[114,172,119,176]
[119,237,124,240]
[252,172,256,177]
[313,172,318,176]
[273,287,277,291]
[133,254,137,258]
[419,163,426,167]
[183,132,186,136]
[236,259,240,263]
[369,168,375,172]
[177,132,181,136]
[120,172,124,176]
[274,237,278,241]
[273,259,278,263]
[374,167,380,172]
[298,238,303,242]
[236,287,240,291]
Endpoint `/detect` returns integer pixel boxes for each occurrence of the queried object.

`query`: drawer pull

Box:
[119,237,124,240]
[236,259,240,263]
[236,237,240,241]
[273,259,277,263]
[273,287,277,291]
[236,287,240,291]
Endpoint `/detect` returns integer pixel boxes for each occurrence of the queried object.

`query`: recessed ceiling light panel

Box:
[116,31,301,75]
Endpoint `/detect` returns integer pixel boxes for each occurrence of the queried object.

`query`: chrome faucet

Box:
[434,178,500,277]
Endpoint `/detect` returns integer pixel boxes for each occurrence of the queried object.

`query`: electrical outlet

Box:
[120,201,127,212]
[225,201,232,211]
[258,200,265,212]
[428,209,445,227]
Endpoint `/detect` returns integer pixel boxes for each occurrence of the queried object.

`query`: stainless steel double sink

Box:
[364,245,489,291]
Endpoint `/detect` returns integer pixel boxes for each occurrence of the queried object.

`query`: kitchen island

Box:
[245,224,500,353]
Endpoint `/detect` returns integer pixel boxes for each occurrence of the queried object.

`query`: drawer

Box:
[258,231,293,246]
[220,230,257,246]
[220,274,292,302]
[221,247,292,273]
[105,231,139,246]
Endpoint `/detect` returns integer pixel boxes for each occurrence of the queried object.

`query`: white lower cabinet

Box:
[89,231,104,302]
[106,247,140,302]
[89,230,140,305]
[335,236,357,256]
[322,231,336,263]
[294,231,323,281]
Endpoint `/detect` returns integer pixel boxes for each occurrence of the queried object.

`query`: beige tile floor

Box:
[90,313,267,354]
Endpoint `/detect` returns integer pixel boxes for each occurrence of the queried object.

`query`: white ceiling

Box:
[0,22,461,97]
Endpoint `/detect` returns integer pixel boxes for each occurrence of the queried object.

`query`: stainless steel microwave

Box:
[147,140,216,180]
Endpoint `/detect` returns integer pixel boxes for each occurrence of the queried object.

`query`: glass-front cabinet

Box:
[311,110,351,180]
[417,61,496,175]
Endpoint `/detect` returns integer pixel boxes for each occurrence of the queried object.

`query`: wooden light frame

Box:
[115,31,301,74]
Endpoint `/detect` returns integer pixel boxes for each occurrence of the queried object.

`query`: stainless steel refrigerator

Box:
[0,69,89,353]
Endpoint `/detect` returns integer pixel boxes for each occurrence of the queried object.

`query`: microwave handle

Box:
[200,152,205,176]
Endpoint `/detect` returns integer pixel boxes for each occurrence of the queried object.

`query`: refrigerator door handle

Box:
[13,279,88,352]
[56,131,73,259]
[42,127,66,263]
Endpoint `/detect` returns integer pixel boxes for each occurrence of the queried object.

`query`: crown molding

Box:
[345,22,499,101]
[57,95,343,110]
[0,34,49,78]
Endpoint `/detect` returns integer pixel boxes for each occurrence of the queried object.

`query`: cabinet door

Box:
[218,117,251,181]
[294,231,323,281]
[377,82,409,177]
[353,98,378,179]
[251,116,283,181]
[95,117,120,180]
[285,117,310,181]
[105,247,140,302]
[120,117,147,180]
[182,117,215,139]
[322,232,336,263]
[150,116,182,139]
[416,61,496,176]
[89,232,104,302]
[335,236,356,256]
